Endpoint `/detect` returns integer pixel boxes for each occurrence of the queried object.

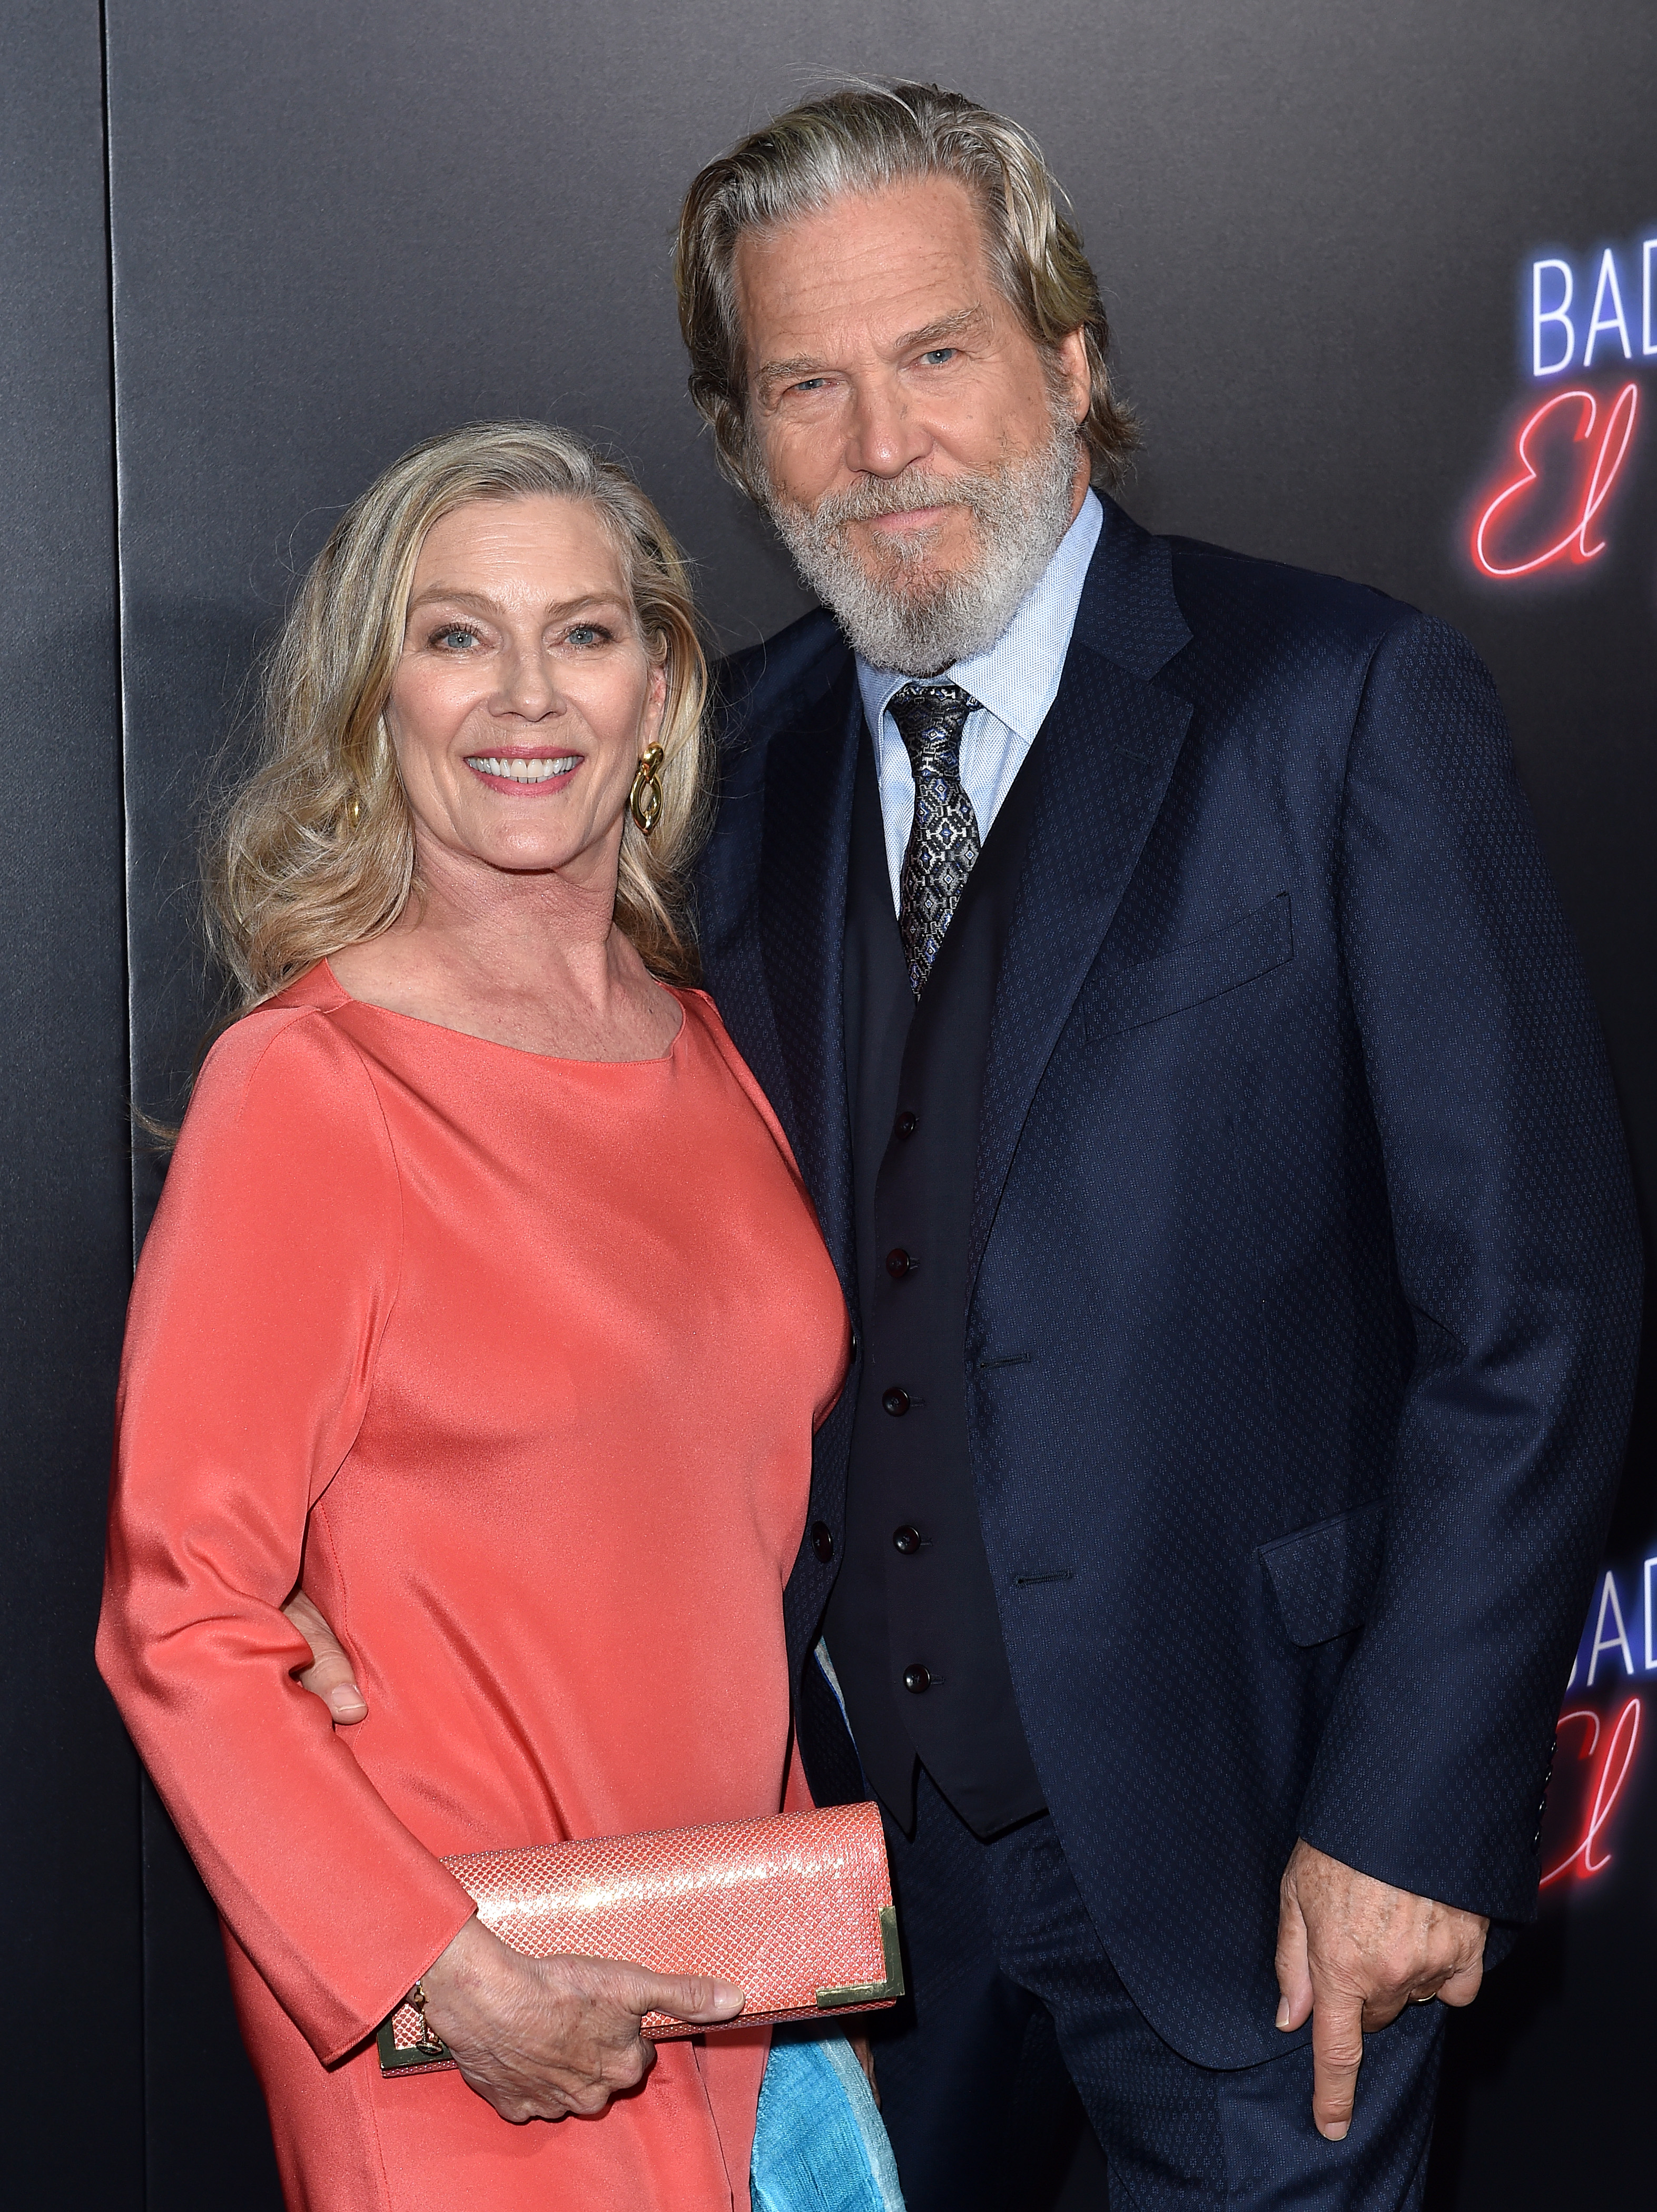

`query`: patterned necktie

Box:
[890,682,982,996]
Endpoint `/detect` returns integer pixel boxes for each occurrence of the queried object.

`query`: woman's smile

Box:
[463,749,584,792]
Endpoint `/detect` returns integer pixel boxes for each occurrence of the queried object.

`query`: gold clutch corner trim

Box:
[814,1904,904,2010]
[376,2014,450,2075]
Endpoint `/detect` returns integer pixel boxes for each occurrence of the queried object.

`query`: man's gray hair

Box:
[674,80,1138,502]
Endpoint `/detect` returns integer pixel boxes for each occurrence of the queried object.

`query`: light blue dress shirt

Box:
[855,488,1103,912]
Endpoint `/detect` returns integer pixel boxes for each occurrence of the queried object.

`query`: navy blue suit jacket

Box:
[694,495,1642,2068]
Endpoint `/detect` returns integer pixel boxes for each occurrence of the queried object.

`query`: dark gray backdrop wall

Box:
[0,4,143,2203]
[11,2,1651,2205]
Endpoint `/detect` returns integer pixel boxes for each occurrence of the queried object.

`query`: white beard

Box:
[761,403,1083,677]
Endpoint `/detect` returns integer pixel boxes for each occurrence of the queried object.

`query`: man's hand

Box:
[1275,1839,1486,2142]
[282,1590,368,1725]
[419,1916,744,2122]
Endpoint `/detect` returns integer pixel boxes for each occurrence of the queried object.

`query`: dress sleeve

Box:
[97,1008,475,2063]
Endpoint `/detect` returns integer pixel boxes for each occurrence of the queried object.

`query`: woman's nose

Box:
[496,645,561,719]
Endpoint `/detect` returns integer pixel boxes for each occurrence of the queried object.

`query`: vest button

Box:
[892,1525,921,1554]
[811,1520,834,1563]
[894,1110,919,1140]
[881,1387,911,1417]
[902,1664,932,1694]
[885,1247,914,1280]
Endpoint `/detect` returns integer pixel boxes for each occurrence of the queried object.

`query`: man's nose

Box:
[844,374,932,480]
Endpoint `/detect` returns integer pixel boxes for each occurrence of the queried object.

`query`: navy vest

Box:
[822,729,1047,1838]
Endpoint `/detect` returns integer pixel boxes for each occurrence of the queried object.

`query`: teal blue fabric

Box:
[749,2028,905,2211]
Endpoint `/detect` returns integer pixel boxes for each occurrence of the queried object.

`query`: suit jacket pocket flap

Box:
[1087,893,1292,1038]
[1258,1499,1385,1647]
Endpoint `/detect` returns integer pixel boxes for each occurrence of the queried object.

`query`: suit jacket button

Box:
[894,1110,918,1139]
[892,1525,921,1554]
[811,1520,834,1563]
[885,1247,915,1280]
[902,1664,932,1694]
[882,1387,911,1416]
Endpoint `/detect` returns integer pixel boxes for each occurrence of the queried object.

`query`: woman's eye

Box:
[564,624,612,648]
[432,626,478,650]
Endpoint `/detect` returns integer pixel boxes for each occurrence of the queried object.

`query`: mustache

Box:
[796,470,993,534]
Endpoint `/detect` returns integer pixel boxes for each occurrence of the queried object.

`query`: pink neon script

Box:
[1472,383,1640,578]
[1538,1695,1642,1887]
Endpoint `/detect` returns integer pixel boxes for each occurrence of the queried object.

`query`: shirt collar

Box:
[855,488,1103,743]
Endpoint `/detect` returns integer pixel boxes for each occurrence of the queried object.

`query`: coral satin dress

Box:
[97,964,849,2212]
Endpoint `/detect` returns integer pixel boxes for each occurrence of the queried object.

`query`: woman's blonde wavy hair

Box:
[206,421,711,1014]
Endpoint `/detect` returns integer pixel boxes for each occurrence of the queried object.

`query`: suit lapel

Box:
[969,505,1195,1287]
[757,660,864,1301]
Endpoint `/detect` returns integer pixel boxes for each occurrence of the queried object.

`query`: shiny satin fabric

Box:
[97,965,850,2211]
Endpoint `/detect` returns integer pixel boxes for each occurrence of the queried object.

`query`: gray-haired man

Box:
[673,80,1634,2212]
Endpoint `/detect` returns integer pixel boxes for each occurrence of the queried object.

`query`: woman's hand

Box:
[418,1917,744,2123]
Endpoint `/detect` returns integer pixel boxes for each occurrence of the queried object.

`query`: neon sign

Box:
[1471,381,1640,577]
[1466,226,1656,584]
[1527,235,1657,377]
[1538,1696,1642,1888]
[1523,1552,1657,1895]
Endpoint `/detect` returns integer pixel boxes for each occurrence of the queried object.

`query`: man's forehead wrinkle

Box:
[753,303,991,393]
[725,177,995,389]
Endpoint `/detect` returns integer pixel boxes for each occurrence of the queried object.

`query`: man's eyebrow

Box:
[755,353,831,390]
[890,305,986,355]
[754,304,987,392]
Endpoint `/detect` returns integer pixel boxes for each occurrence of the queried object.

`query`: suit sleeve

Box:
[1295,610,1643,1922]
[96,1010,475,2062]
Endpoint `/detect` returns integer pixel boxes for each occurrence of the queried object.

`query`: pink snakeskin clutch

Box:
[378,1801,902,2075]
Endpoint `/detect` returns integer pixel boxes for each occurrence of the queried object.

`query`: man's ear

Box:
[1056,327,1092,424]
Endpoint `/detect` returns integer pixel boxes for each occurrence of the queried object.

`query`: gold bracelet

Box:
[407,1978,449,2057]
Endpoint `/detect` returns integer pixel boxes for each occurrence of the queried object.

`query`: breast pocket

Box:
[1086,893,1294,1039]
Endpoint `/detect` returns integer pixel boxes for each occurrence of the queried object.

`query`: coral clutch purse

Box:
[378,1801,902,2075]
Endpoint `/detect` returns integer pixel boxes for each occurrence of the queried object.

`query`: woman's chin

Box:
[447,821,623,886]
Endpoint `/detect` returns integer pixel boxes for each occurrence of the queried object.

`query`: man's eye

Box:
[920,348,958,367]
[788,378,830,396]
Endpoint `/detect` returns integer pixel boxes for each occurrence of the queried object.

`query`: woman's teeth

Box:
[466,756,579,783]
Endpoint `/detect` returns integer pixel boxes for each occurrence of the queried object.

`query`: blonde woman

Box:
[97,424,852,2209]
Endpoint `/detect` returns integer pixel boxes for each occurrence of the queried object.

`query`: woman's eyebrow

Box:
[406,586,629,618]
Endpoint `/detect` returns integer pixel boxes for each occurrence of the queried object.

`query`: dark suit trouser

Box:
[869,1770,1446,2212]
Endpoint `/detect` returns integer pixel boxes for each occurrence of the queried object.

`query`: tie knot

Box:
[889,682,978,766]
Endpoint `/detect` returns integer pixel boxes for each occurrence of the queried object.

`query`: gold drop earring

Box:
[629,744,665,836]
